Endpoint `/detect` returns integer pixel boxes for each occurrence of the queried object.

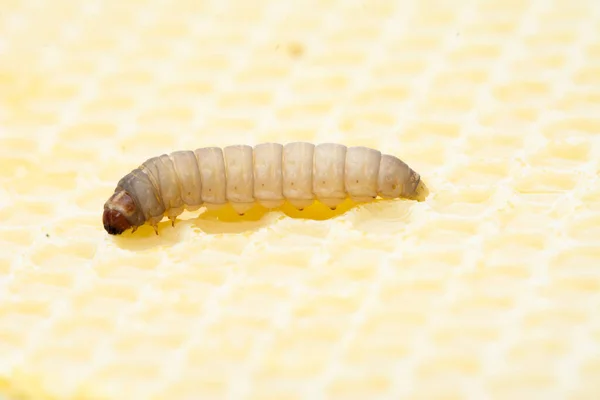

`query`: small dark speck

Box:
[45,233,49,238]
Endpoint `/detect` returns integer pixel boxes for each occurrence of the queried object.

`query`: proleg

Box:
[102,142,429,235]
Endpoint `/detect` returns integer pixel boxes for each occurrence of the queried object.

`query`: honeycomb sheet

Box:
[1,0,600,399]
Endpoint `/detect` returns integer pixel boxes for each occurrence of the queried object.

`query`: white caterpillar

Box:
[102,142,428,235]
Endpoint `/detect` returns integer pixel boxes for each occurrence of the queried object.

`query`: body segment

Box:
[283,142,315,210]
[253,143,284,209]
[312,143,347,210]
[223,145,255,215]
[142,154,184,220]
[103,142,428,235]
[169,150,203,211]
[195,147,226,210]
[344,146,382,203]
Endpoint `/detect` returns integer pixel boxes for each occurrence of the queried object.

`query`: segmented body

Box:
[102,142,427,235]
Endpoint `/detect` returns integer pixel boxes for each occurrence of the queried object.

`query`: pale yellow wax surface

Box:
[0,0,599,399]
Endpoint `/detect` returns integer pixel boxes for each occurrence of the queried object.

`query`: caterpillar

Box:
[102,142,428,235]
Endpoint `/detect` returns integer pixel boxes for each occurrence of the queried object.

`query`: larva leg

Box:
[224,145,255,215]
[253,143,285,209]
[195,147,227,211]
[344,146,382,203]
[312,143,347,210]
[282,142,315,210]
[150,217,161,234]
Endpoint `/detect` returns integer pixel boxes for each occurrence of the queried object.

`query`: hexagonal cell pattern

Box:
[0,0,599,399]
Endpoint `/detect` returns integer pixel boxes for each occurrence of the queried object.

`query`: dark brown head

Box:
[102,190,138,235]
[103,208,132,235]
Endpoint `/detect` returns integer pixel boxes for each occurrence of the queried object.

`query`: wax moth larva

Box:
[102,142,428,235]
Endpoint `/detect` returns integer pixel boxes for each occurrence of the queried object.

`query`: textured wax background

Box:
[1,0,600,399]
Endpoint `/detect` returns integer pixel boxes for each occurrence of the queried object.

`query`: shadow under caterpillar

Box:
[103,142,429,235]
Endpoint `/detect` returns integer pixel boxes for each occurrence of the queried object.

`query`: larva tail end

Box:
[411,180,429,202]
[103,209,132,235]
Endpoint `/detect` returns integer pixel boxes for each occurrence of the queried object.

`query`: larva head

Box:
[102,190,138,235]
